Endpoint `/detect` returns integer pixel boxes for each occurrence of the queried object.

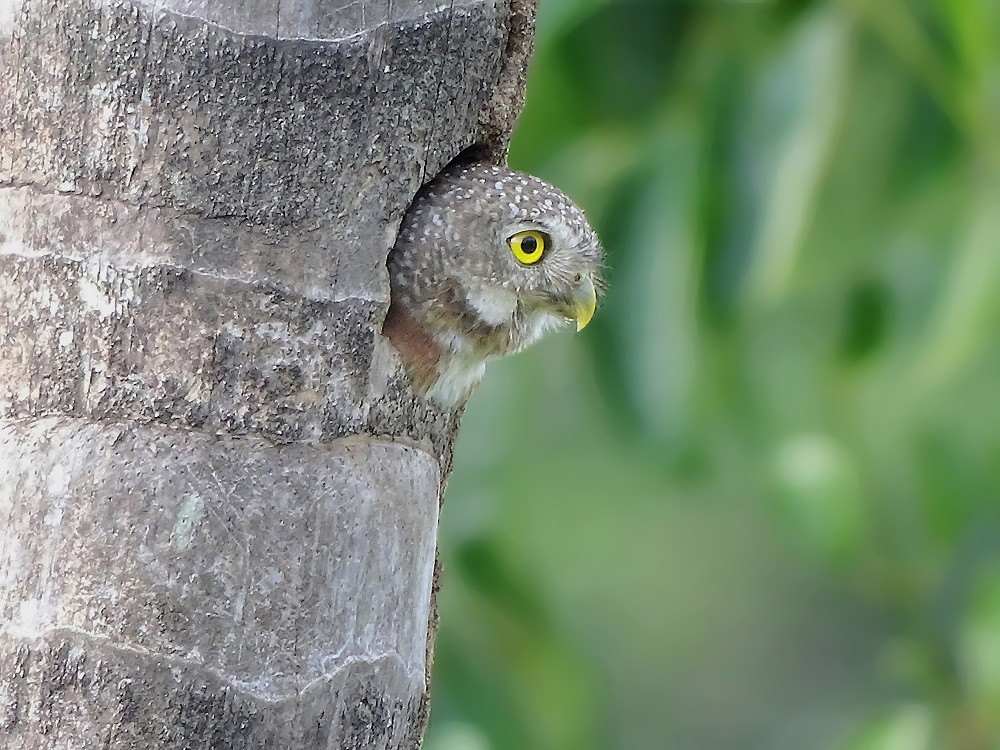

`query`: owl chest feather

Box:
[384,280,557,407]
[425,295,560,406]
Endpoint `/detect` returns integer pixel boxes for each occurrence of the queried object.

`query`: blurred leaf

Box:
[770,433,868,569]
[435,535,602,750]
[576,169,661,438]
[453,537,548,629]
[839,278,893,363]
[532,0,609,47]
[549,2,691,126]
[431,630,532,750]
[916,182,1000,388]
[885,80,961,197]
[696,50,750,327]
[910,428,978,554]
[424,723,494,750]
[741,5,853,309]
[934,0,994,81]
[844,704,934,750]
[958,565,1000,720]
[513,2,693,169]
[614,120,702,445]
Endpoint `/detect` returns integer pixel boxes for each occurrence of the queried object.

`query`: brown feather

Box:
[382,299,442,393]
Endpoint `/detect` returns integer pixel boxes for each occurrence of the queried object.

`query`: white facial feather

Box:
[464,283,518,326]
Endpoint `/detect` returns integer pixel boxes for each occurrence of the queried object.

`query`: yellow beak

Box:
[571,274,597,332]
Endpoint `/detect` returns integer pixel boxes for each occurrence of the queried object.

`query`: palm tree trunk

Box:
[0,0,535,746]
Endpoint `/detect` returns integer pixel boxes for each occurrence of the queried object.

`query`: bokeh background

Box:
[424,0,1000,748]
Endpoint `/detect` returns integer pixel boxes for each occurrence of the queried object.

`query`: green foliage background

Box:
[426,0,1000,748]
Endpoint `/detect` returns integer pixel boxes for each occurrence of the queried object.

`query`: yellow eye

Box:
[507,230,547,265]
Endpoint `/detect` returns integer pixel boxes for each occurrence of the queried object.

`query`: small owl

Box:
[384,163,603,407]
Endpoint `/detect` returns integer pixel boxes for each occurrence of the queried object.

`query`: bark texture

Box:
[0,0,535,747]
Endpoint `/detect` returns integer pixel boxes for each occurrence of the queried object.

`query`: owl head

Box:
[384,163,604,407]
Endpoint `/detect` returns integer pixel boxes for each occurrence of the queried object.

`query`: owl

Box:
[383,162,603,407]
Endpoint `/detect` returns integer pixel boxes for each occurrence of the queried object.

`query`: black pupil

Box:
[521,235,538,254]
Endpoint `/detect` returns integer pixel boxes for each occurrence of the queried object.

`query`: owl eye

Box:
[507,230,548,265]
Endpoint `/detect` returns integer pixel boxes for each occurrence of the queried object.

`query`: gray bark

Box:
[0,0,534,747]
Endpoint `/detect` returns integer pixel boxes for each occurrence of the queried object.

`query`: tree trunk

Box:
[0,0,534,747]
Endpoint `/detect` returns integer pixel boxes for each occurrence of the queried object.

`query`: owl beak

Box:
[570,274,597,332]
